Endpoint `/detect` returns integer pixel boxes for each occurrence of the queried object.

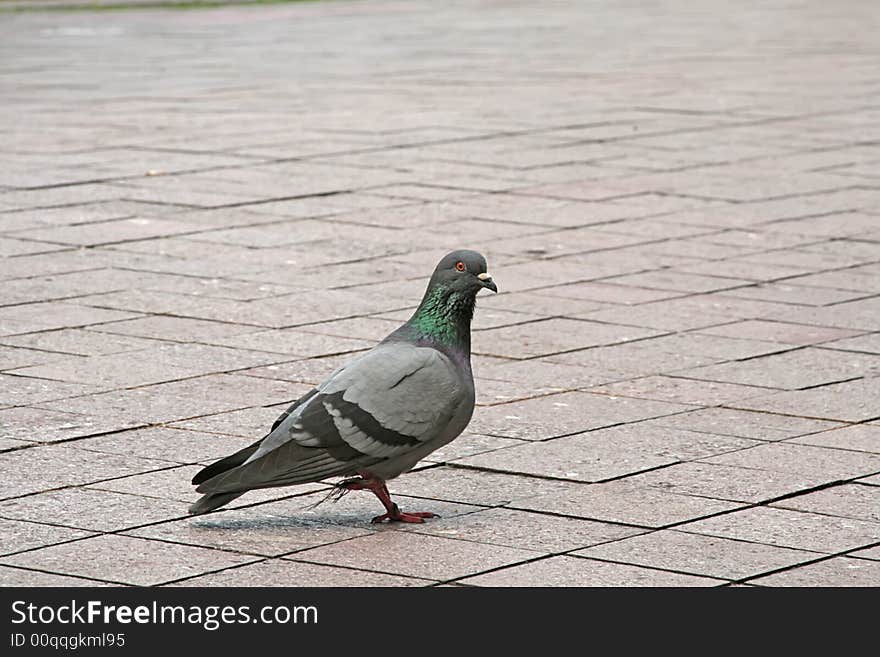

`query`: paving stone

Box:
[0,345,63,372]
[0,374,106,409]
[0,185,119,210]
[168,405,289,439]
[589,375,768,405]
[14,343,287,387]
[295,316,403,342]
[821,332,880,355]
[628,461,834,503]
[626,331,790,362]
[0,534,258,586]
[456,434,677,483]
[391,466,574,507]
[790,423,880,453]
[647,294,794,325]
[100,242,292,278]
[695,320,864,346]
[771,483,880,523]
[476,290,610,320]
[0,437,32,450]
[0,487,188,532]
[574,529,820,580]
[768,297,880,331]
[583,302,733,332]
[68,289,291,329]
[0,565,111,587]
[850,545,880,562]
[208,328,373,357]
[511,481,743,527]
[406,507,644,552]
[90,316,259,342]
[303,256,442,293]
[596,420,765,460]
[473,356,626,392]
[467,391,694,441]
[674,258,810,282]
[784,269,880,295]
[598,216,715,240]
[239,353,355,385]
[445,194,649,228]
[736,244,871,271]
[0,301,141,337]
[71,426,253,464]
[764,212,880,238]
[154,278,308,308]
[0,268,189,307]
[423,432,526,464]
[0,405,129,443]
[174,559,432,587]
[490,227,653,260]
[0,328,157,358]
[128,501,373,558]
[702,442,880,479]
[292,531,539,581]
[650,407,842,441]
[678,507,880,552]
[0,236,70,257]
[0,445,169,500]
[471,318,660,359]
[2,201,168,228]
[721,282,868,307]
[541,281,683,305]
[458,555,722,587]
[603,270,748,294]
[473,375,565,406]
[0,518,95,557]
[39,374,307,426]
[748,557,880,586]
[548,341,717,377]
[92,464,324,509]
[732,376,880,422]
[682,347,880,391]
[185,219,349,249]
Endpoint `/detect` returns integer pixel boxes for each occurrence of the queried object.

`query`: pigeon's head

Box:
[405,249,496,345]
[432,249,497,295]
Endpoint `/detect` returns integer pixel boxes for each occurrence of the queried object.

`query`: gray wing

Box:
[195,342,465,495]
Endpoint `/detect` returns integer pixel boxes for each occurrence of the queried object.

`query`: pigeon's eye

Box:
[455,261,466,272]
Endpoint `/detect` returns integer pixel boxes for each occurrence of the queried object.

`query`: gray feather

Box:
[189,491,245,515]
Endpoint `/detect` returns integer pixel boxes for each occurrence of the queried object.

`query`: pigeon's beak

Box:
[478,272,498,293]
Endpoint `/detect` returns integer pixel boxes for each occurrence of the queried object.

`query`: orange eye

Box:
[455,261,466,272]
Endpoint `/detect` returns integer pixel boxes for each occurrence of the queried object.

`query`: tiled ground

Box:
[1,0,879,587]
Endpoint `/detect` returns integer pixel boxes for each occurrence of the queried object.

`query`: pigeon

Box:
[189,249,497,523]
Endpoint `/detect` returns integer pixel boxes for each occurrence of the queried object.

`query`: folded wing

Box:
[193,343,462,495]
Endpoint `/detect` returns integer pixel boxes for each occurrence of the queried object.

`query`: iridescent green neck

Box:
[407,284,475,349]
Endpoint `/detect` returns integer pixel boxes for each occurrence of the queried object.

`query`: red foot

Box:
[351,473,439,525]
[371,507,439,524]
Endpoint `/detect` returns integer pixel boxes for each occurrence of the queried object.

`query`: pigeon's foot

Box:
[356,472,439,524]
[371,505,439,524]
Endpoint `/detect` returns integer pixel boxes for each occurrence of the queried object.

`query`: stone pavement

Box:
[1,0,879,587]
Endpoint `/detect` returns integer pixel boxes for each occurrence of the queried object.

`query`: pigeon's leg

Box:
[356,473,438,524]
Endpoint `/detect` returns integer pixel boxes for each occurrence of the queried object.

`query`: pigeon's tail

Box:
[188,491,244,516]
[189,439,261,514]
[192,440,261,486]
